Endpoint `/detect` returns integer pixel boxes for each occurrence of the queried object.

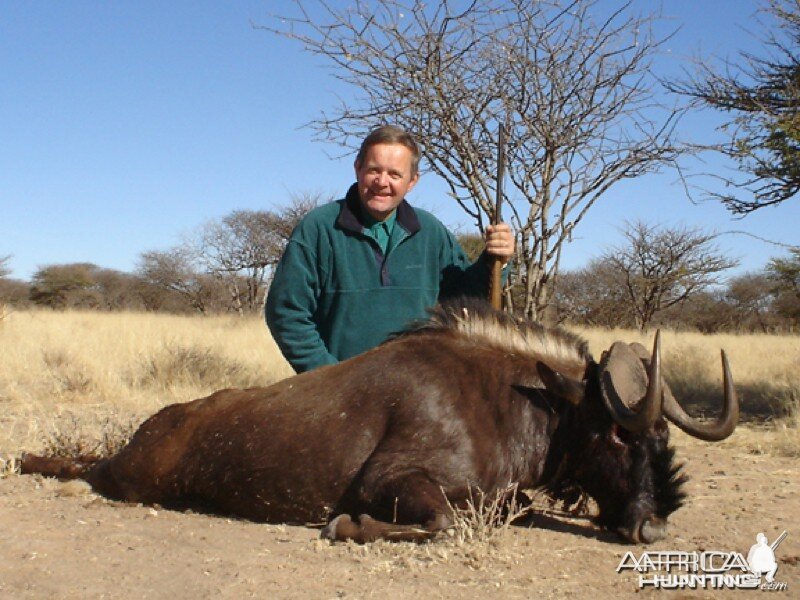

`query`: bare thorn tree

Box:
[199,210,283,315]
[197,194,321,314]
[269,191,326,244]
[137,248,219,314]
[265,0,684,318]
[666,0,800,213]
[602,220,738,331]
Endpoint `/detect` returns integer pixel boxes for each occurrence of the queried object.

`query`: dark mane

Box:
[400,297,591,364]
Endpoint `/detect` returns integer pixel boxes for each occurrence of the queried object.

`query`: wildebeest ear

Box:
[536,362,585,405]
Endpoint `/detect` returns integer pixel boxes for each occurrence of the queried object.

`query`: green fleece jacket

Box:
[265,184,492,373]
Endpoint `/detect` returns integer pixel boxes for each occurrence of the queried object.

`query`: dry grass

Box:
[576,326,800,457]
[720,415,800,458]
[576,327,800,422]
[444,483,533,545]
[0,308,796,564]
[0,455,20,479]
[0,309,293,456]
[37,412,140,458]
[0,308,797,467]
[310,485,537,573]
[0,309,292,407]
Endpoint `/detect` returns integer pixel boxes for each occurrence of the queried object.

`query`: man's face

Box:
[354,143,419,221]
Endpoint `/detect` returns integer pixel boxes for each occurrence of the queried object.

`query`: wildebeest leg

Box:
[322,471,453,543]
[20,454,101,479]
[321,513,442,543]
[20,454,128,500]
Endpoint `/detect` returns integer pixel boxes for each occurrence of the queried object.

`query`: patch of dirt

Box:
[0,429,797,599]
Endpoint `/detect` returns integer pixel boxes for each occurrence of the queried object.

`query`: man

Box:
[266,125,515,373]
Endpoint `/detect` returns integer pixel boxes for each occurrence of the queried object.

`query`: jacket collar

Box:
[337,183,421,235]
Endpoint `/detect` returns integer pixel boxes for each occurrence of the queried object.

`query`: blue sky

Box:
[1,0,797,282]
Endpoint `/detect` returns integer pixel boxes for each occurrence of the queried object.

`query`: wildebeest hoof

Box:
[639,518,667,543]
[618,517,667,544]
[320,514,353,541]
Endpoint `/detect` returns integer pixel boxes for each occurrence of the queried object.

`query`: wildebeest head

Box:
[419,300,738,544]
[537,331,738,544]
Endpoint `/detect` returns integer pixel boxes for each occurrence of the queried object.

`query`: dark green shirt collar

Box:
[362,209,396,229]
[362,211,395,254]
[337,183,421,236]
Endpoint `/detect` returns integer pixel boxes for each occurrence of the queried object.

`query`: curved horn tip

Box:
[661,346,739,442]
[646,329,662,401]
[721,349,736,389]
[649,329,662,372]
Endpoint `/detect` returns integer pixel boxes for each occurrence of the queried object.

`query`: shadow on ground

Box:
[513,511,624,544]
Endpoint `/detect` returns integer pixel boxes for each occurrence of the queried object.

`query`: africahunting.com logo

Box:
[617,531,789,591]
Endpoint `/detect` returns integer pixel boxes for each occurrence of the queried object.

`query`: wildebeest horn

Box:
[599,331,662,432]
[627,343,739,441]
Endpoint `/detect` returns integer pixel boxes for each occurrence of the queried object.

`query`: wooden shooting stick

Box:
[489,125,506,311]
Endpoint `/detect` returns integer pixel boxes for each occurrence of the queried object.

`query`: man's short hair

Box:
[356,125,421,176]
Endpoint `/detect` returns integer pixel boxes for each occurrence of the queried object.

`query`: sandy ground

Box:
[0,427,797,600]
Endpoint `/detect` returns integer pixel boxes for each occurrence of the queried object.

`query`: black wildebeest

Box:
[21,299,738,544]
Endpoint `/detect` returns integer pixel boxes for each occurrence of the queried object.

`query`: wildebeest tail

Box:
[19,453,101,480]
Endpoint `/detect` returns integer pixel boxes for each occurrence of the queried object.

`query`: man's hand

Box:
[485,223,515,265]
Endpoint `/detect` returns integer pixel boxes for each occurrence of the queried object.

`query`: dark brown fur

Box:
[21,298,684,543]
